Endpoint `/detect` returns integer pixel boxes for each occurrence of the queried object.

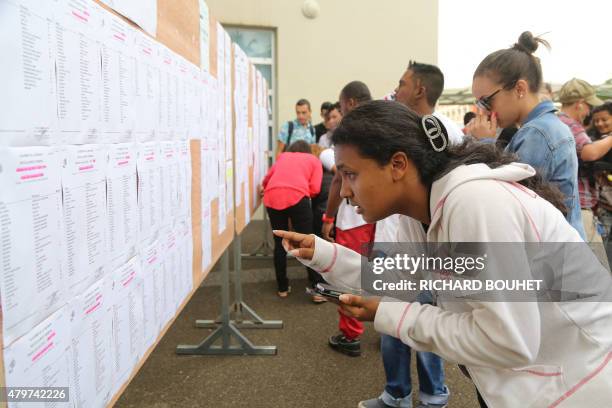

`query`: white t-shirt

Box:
[318,132,332,148]
[433,111,464,145]
[319,148,335,172]
[318,148,368,231]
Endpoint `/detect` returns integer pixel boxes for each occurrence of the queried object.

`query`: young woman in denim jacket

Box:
[467,31,586,239]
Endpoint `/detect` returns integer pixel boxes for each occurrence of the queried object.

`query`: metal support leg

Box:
[176,249,277,355]
[232,234,283,329]
[242,208,273,259]
[194,235,283,329]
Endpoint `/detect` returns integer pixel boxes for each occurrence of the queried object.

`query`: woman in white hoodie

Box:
[274,101,612,408]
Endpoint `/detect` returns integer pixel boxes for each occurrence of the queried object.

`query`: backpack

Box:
[285,121,315,151]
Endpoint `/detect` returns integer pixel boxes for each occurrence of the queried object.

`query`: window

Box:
[225,26,276,151]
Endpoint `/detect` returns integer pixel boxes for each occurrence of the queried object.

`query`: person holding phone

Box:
[274,100,612,408]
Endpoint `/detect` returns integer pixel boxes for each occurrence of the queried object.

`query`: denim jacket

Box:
[505,100,586,239]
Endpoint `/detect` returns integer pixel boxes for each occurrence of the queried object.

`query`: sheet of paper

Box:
[0,146,65,345]
[110,256,144,396]
[177,217,194,299]
[67,277,114,408]
[200,144,209,204]
[226,160,234,214]
[187,65,202,140]
[133,31,160,142]
[207,76,220,201]
[0,0,57,146]
[3,307,72,408]
[53,0,104,145]
[198,0,210,72]
[216,24,226,164]
[244,182,250,224]
[140,240,164,351]
[160,141,178,227]
[160,227,178,325]
[224,31,232,161]
[201,200,212,272]
[198,71,210,140]
[233,45,250,208]
[177,140,192,218]
[217,179,226,235]
[158,46,178,141]
[175,57,188,138]
[99,0,157,37]
[61,145,108,295]
[100,12,136,143]
[136,141,161,241]
[106,143,138,269]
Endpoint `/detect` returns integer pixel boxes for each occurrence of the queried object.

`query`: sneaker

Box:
[328,333,361,357]
[358,397,394,408]
[415,403,447,408]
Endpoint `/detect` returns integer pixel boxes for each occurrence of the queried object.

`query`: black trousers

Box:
[266,197,319,291]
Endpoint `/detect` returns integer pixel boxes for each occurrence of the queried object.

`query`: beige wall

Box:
[206,0,438,131]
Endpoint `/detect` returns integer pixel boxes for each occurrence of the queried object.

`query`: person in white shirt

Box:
[275,101,612,408]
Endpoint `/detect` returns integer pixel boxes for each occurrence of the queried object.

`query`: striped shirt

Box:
[558,112,596,209]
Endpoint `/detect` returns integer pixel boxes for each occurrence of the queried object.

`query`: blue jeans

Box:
[380,336,449,407]
[380,291,449,407]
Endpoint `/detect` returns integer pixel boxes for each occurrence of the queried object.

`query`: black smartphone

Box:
[306,283,359,303]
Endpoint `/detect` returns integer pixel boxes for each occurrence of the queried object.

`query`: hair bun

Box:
[514,31,539,54]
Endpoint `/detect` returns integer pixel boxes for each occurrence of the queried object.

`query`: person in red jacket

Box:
[262,140,323,297]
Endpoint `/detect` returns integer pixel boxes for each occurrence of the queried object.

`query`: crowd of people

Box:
[260,31,612,408]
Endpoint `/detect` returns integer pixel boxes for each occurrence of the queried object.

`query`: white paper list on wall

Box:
[106,143,138,270]
[99,14,137,144]
[198,0,210,72]
[136,141,162,241]
[110,256,145,397]
[133,30,160,142]
[61,144,109,295]
[0,0,57,147]
[0,0,271,404]
[98,0,157,37]
[53,0,105,146]
[67,276,114,408]
[3,306,73,408]
[140,239,164,351]
[0,146,65,346]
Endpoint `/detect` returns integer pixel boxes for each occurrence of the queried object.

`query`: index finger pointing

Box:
[272,230,301,240]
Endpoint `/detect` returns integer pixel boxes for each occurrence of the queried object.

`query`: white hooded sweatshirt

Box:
[297,162,612,407]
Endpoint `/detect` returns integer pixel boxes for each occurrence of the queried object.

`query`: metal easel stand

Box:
[175,242,277,356]
[191,234,283,330]
[231,233,283,329]
[242,208,274,259]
